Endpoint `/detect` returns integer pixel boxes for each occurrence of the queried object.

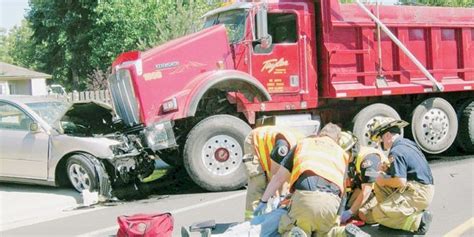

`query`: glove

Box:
[271,195,286,209]
[341,210,353,224]
[253,201,267,217]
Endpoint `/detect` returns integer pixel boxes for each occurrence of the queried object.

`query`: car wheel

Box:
[352,103,402,147]
[411,97,458,154]
[183,115,251,191]
[66,154,110,195]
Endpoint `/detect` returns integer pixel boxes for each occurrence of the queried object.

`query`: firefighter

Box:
[255,123,369,237]
[359,118,434,235]
[338,132,389,224]
[243,124,301,220]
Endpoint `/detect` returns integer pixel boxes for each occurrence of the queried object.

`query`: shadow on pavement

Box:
[112,167,210,201]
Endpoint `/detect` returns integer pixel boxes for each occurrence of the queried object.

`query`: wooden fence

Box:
[48,89,112,105]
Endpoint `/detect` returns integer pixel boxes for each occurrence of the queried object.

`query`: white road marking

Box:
[77,191,246,237]
[444,217,474,237]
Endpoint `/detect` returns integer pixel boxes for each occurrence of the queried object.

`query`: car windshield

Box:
[203,10,247,43]
[26,101,70,125]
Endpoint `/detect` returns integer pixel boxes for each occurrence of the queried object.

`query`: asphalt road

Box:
[0,154,473,237]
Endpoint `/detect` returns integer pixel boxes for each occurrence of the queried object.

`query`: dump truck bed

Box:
[319,0,474,98]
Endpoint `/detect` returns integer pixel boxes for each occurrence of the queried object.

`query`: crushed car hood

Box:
[59,101,120,137]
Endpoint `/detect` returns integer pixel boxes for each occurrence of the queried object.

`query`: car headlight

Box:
[144,121,176,151]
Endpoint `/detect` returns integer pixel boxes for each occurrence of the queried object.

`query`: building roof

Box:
[0,62,52,80]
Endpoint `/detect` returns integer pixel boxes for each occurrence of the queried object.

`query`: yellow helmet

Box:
[369,117,409,141]
[338,131,358,152]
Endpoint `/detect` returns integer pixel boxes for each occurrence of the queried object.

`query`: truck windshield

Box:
[203,10,246,43]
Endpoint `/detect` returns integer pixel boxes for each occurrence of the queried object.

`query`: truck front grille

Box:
[108,69,140,126]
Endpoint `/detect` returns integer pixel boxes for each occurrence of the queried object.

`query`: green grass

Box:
[142,169,168,183]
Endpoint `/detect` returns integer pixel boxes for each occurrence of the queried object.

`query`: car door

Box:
[0,101,49,179]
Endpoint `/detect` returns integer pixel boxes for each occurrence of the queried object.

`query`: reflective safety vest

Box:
[290,136,348,194]
[252,126,300,180]
[355,146,388,174]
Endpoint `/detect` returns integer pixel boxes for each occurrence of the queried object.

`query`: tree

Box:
[399,0,473,7]
[27,0,99,90]
[26,0,220,91]
[0,28,11,63]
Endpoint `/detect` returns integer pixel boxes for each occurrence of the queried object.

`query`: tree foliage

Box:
[22,0,219,90]
[399,0,473,7]
[1,20,45,70]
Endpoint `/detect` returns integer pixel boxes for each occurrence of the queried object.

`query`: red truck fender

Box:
[184,69,271,118]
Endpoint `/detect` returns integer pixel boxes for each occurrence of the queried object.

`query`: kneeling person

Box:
[360,118,434,235]
[339,132,388,224]
[257,123,368,237]
[243,124,300,220]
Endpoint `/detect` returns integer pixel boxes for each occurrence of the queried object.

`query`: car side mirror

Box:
[256,5,272,49]
[30,122,40,133]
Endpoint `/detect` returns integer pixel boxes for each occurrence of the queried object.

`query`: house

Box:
[0,62,52,95]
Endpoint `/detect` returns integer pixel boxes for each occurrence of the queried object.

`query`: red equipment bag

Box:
[116,212,173,237]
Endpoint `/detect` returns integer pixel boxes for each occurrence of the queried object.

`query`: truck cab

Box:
[109,0,473,191]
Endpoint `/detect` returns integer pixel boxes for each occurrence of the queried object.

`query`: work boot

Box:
[288,226,307,237]
[345,223,370,237]
[416,211,433,235]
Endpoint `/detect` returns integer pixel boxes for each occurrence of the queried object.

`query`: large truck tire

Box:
[411,97,458,154]
[352,103,402,147]
[183,114,251,191]
[455,99,474,153]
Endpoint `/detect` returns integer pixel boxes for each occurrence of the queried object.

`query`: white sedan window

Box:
[0,102,33,130]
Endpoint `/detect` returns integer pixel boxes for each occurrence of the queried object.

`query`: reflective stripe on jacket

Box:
[252,126,300,179]
[355,146,388,174]
[290,136,347,194]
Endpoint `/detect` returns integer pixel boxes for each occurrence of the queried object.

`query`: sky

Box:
[0,0,29,31]
[0,0,399,32]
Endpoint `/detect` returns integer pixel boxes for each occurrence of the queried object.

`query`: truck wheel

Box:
[183,115,251,191]
[352,103,401,147]
[455,99,474,153]
[411,97,458,154]
[67,154,111,195]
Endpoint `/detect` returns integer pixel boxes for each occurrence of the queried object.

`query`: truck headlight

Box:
[144,121,177,151]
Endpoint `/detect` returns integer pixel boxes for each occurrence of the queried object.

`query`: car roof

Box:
[0,95,64,104]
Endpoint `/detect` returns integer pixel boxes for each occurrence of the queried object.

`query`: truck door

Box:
[251,12,301,95]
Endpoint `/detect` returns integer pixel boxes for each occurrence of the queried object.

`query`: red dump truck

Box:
[109,0,473,191]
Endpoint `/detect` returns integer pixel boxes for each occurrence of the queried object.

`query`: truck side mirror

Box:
[256,5,272,49]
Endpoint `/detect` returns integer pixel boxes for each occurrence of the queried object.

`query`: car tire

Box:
[411,97,458,154]
[352,103,402,147]
[66,154,111,196]
[183,115,251,191]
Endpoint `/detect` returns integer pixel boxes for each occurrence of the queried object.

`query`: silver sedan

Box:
[0,96,155,196]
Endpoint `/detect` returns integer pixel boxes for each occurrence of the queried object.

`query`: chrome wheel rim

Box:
[68,164,91,191]
[201,135,242,176]
[420,108,450,146]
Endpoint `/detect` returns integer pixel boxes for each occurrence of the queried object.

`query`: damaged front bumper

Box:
[107,134,155,184]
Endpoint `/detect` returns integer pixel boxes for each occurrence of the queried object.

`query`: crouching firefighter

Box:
[338,132,389,224]
[256,123,369,237]
[243,121,302,220]
[359,118,434,235]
